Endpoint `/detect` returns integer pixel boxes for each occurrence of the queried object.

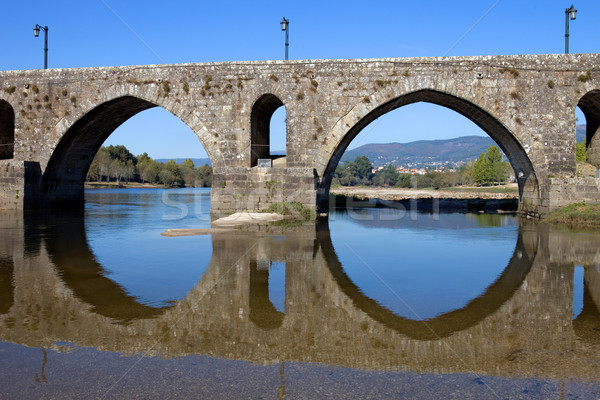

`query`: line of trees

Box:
[333,145,512,189]
[86,145,212,187]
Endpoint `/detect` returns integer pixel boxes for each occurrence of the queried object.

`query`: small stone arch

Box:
[0,100,15,160]
[577,89,600,167]
[40,95,213,208]
[250,93,286,167]
[318,89,538,214]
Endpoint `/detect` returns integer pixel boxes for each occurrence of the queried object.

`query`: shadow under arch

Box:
[0,99,15,160]
[251,93,285,167]
[0,257,14,315]
[40,95,210,208]
[316,220,536,340]
[26,211,172,323]
[317,89,538,212]
[578,89,600,167]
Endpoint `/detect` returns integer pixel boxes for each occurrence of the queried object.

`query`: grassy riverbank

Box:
[544,202,600,228]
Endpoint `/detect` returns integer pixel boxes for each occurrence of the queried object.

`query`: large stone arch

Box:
[40,95,213,208]
[0,100,14,160]
[317,89,539,214]
[578,89,600,167]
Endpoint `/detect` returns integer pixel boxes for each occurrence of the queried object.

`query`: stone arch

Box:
[317,89,538,213]
[318,224,535,340]
[577,89,600,167]
[0,100,14,160]
[250,93,286,167]
[40,95,213,208]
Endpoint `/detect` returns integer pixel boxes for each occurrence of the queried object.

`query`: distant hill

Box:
[155,126,586,169]
[341,136,496,167]
[155,157,211,166]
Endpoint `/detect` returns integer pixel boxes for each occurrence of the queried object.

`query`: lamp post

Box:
[565,5,577,54]
[33,24,49,69]
[280,18,289,60]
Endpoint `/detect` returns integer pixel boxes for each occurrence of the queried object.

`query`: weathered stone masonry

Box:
[0,54,599,216]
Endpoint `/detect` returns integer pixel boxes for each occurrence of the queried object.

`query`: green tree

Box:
[196,164,213,187]
[372,164,399,186]
[138,158,160,183]
[472,152,492,185]
[159,160,184,186]
[136,152,152,164]
[576,141,587,162]
[90,148,112,182]
[106,145,137,166]
[395,173,413,188]
[333,156,374,186]
[158,168,176,186]
[472,145,508,185]
[352,156,374,184]
[182,158,195,169]
[109,159,126,184]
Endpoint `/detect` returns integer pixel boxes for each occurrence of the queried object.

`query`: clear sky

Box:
[1,0,597,159]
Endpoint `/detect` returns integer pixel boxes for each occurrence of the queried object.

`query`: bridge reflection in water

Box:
[1,211,600,396]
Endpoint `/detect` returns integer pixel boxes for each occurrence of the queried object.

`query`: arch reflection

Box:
[27,212,173,322]
[573,266,600,344]
[249,260,285,330]
[318,218,536,340]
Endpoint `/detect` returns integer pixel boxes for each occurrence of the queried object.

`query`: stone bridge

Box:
[1,214,600,380]
[1,54,600,216]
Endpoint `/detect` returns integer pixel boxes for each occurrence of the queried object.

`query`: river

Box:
[0,188,599,399]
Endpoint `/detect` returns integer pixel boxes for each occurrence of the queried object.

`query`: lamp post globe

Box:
[565,5,577,54]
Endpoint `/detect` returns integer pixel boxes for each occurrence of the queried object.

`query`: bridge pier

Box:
[210,166,317,217]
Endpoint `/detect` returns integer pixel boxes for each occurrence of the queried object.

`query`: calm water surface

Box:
[1,188,599,399]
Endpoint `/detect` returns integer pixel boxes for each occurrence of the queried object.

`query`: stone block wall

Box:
[0,161,24,209]
[211,166,316,217]
[540,176,600,213]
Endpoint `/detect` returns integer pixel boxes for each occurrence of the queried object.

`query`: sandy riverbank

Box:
[330,185,519,201]
[85,182,164,189]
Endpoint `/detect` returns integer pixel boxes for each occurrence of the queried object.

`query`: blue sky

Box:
[1,0,597,158]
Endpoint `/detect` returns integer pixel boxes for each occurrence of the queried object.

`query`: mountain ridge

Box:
[157,125,586,168]
[341,135,496,167]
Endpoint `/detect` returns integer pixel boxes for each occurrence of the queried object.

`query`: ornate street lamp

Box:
[280,18,289,60]
[33,24,49,69]
[565,5,577,54]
